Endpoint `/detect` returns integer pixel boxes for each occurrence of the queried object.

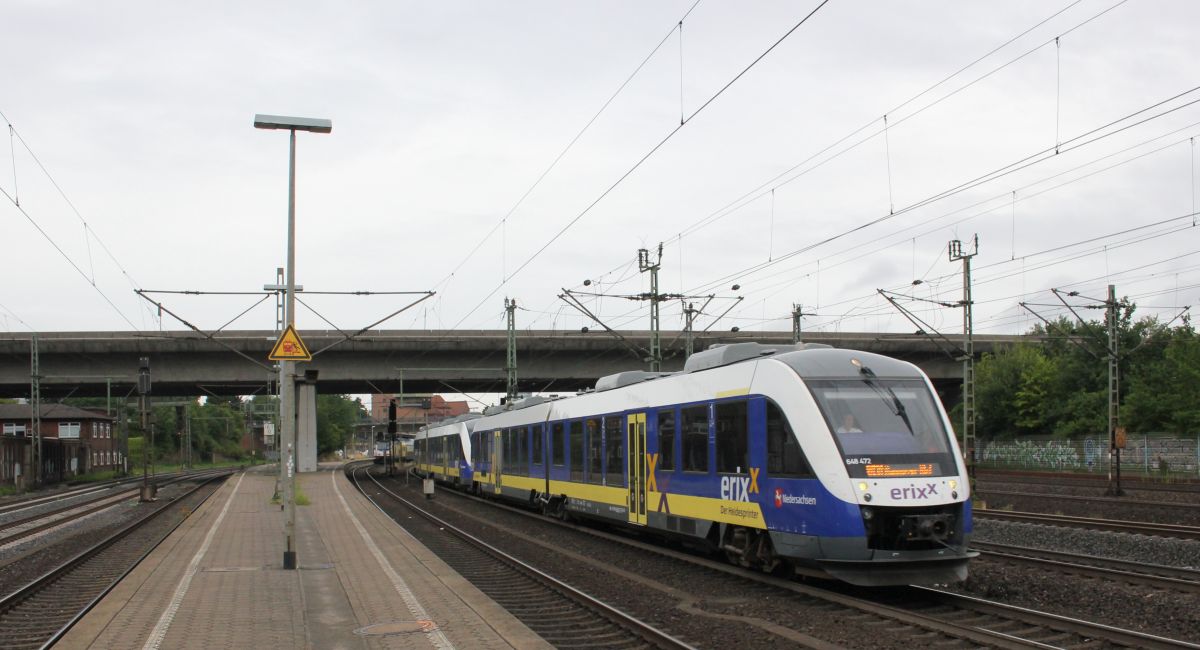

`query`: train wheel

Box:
[753,533,783,575]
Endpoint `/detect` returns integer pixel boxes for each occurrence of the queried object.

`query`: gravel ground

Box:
[956,519,1200,642]
[973,519,1200,569]
[0,478,201,598]
[974,479,1200,530]
[976,476,1200,506]
[0,482,134,527]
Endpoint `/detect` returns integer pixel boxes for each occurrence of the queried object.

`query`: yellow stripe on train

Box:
[649,491,767,529]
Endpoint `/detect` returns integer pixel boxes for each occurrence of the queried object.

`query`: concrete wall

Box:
[296,382,317,473]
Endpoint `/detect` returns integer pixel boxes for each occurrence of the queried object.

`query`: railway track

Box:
[976,471,1200,494]
[0,470,233,649]
[972,541,1200,594]
[974,508,1200,540]
[0,469,231,550]
[893,585,1199,650]
[377,468,1199,649]
[350,464,690,649]
[978,488,1200,511]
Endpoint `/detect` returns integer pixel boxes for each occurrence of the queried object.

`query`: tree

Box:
[315,395,366,455]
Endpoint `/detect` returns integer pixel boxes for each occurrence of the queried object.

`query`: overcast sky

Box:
[3,0,1199,341]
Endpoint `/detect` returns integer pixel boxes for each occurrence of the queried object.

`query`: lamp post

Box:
[254,113,332,571]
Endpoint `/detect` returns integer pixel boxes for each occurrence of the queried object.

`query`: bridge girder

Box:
[0,330,1034,399]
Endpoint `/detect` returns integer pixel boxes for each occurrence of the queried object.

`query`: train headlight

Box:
[948,479,958,490]
[858,482,868,492]
[863,493,872,502]
[861,507,874,521]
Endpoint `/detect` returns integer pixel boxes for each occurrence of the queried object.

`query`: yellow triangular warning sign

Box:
[269,325,312,361]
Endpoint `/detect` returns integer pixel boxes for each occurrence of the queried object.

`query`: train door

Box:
[492,429,502,495]
[626,412,647,525]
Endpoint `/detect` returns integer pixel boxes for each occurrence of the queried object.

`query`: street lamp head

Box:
[253,114,332,134]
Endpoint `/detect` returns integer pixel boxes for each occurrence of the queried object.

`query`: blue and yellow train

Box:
[415,342,975,586]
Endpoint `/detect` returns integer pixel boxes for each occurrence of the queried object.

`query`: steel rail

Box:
[350,463,694,650]
[972,541,1200,594]
[0,468,205,518]
[0,470,233,648]
[912,585,1200,650]
[974,508,1200,539]
[393,466,1200,649]
[40,470,234,649]
[980,488,1200,511]
[0,468,234,548]
[382,467,1061,649]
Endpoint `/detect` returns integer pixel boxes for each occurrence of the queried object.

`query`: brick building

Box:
[0,403,122,486]
[369,394,469,433]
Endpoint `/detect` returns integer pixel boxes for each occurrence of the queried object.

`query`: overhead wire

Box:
[681,86,1200,299]
[0,108,146,330]
[432,0,703,296]
[451,0,832,330]
[496,1,1124,335]
[666,0,1120,244]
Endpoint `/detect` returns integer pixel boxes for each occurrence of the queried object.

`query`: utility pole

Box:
[138,357,156,501]
[638,246,665,372]
[791,303,816,344]
[1105,284,1124,496]
[949,236,978,480]
[505,297,518,402]
[30,335,41,487]
[387,398,398,476]
[684,302,698,359]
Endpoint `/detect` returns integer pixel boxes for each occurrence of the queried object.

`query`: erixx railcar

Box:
[415,342,974,586]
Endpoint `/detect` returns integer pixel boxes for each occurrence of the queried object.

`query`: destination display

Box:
[864,462,936,478]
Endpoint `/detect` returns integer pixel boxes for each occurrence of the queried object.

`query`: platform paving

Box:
[58,464,548,649]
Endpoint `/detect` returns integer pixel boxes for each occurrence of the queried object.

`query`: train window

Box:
[587,418,603,484]
[518,426,529,475]
[715,401,749,474]
[657,409,676,472]
[501,429,510,470]
[604,416,624,487]
[570,421,584,481]
[552,422,565,466]
[682,405,709,473]
[532,424,544,465]
[766,400,813,477]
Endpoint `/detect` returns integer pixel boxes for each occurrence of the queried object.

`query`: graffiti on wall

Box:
[980,436,1198,473]
[980,439,1082,469]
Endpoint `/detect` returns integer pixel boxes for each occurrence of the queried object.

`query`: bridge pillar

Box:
[296,371,318,472]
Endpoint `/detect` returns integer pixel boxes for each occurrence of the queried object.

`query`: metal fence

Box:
[977,435,1200,475]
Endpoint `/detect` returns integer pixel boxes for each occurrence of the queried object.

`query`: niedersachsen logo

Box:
[774,487,817,507]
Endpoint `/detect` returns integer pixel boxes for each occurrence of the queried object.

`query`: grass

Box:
[270,483,311,506]
[71,470,122,484]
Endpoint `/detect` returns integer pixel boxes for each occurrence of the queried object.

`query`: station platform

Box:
[59,464,548,649]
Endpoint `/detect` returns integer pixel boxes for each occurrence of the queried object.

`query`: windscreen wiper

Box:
[858,365,915,435]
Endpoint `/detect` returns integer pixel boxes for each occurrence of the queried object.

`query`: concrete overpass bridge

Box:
[0,329,1037,401]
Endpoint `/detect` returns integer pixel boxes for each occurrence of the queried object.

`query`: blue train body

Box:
[416,343,975,586]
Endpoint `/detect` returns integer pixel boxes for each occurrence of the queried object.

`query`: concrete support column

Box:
[296,371,318,472]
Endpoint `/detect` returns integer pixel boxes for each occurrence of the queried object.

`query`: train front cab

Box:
[774,351,975,586]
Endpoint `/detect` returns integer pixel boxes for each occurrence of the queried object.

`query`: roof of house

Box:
[0,404,115,421]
